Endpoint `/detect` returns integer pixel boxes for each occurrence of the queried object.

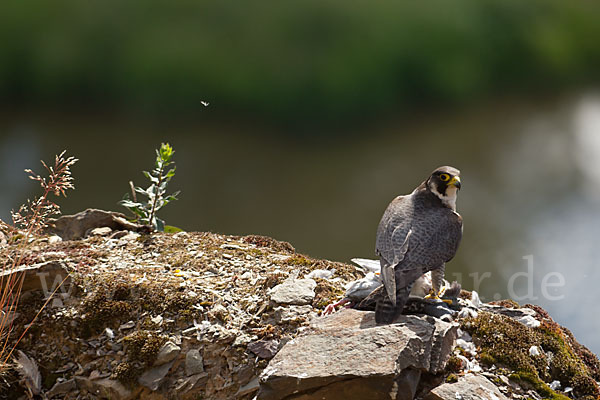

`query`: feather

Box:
[15,350,41,396]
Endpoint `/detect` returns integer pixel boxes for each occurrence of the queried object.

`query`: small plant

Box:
[1,151,77,374]
[11,151,78,235]
[119,143,180,232]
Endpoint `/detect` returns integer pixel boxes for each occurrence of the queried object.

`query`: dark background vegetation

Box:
[2,1,599,124]
[1,0,600,353]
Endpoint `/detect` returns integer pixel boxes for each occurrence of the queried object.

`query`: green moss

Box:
[445,356,463,373]
[242,235,295,253]
[285,255,314,267]
[113,362,141,384]
[445,373,458,383]
[479,352,497,366]
[244,248,267,257]
[461,311,599,399]
[311,279,344,309]
[123,330,166,367]
[490,299,520,309]
[455,346,469,358]
[509,372,571,400]
[81,291,133,336]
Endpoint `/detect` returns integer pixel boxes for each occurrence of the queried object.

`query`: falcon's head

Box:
[427,166,461,210]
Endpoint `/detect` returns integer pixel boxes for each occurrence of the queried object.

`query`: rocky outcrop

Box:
[2,210,599,400]
[259,309,457,400]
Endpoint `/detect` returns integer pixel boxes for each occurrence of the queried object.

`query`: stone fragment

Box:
[529,345,541,357]
[74,377,131,400]
[154,341,181,366]
[236,377,260,397]
[47,208,144,240]
[248,339,280,359]
[185,349,204,376]
[396,368,422,400]
[306,269,335,279]
[117,231,140,242]
[424,373,508,400]
[480,304,540,328]
[269,278,317,305]
[470,291,482,308]
[118,321,135,330]
[273,305,313,324]
[138,360,175,391]
[549,380,561,390]
[1,261,71,295]
[456,338,476,356]
[47,378,76,398]
[527,389,543,400]
[47,235,62,244]
[517,315,541,328]
[258,309,457,400]
[87,226,112,237]
[175,372,209,393]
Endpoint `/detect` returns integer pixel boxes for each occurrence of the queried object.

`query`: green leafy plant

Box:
[119,143,180,232]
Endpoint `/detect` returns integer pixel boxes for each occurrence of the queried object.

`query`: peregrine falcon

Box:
[375,166,463,324]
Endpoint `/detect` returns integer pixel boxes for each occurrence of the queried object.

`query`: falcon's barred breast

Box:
[374,166,463,324]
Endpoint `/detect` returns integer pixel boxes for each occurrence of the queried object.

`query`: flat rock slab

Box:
[424,373,509,400]
[1,261,71,295]
[269,278,317,305]
[47,208,144,240]
[74,377,131,400]
[154,341,180,366]
[258,309,458,400]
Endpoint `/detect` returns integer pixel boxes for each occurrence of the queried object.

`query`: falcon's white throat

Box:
[430,184,458,211]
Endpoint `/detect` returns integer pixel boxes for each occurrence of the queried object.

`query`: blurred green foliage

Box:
[1,0,599,125]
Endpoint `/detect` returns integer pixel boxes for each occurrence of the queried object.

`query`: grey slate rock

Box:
[48,208,145,240]
[269,278,317,305]
[154,341,181,366]
[273,305,313,324]
[248,339,280,359]
[47,378,77,398]
[258,308,458,400]
[74,377,131,400]
[138,360,175,391]
[424,373,509,400]
[185,349,204,376]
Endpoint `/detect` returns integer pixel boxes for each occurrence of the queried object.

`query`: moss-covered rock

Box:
[461,311,599,399]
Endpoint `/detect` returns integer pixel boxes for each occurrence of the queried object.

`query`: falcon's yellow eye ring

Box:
[439,173,450,182]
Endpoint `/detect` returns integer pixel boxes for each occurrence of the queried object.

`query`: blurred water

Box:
[1,92,599,353]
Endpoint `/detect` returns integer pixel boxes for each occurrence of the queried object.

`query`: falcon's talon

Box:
[425,289,452,304]
[424,293,441,302]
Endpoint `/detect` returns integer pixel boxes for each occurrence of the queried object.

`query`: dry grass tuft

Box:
[0,151,77,376]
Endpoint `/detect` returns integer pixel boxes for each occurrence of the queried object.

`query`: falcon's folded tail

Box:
[375,283,414,324]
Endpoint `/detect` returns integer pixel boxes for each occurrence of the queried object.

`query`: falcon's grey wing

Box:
[405,208,462,269]
[376,195,413,305]
[375,206,462,324]
[422,210,462,294]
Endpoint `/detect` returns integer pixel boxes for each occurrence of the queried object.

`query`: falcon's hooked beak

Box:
[448,176,461,190]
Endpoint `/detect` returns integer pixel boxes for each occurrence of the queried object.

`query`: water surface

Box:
[1,93,599,353]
